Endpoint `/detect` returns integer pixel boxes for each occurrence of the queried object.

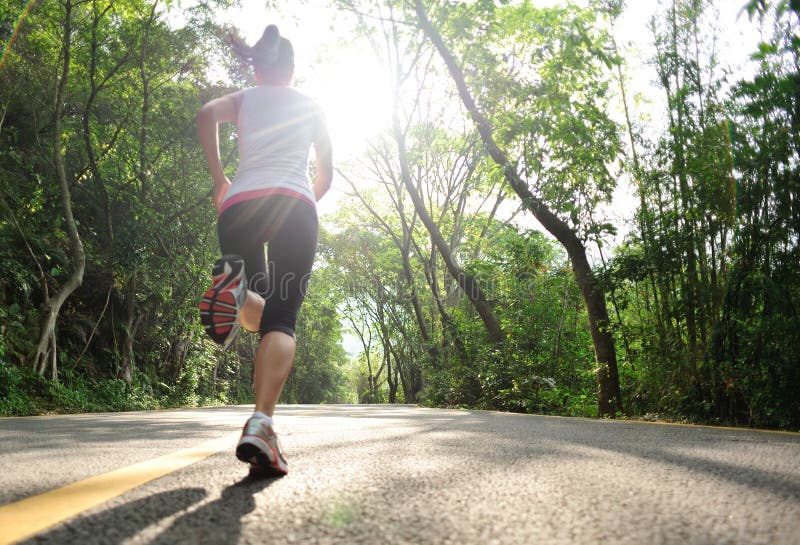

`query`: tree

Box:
[709,0,800,427]
[413,0,623,415]
[30,0,86,381]
[0,0,255,408]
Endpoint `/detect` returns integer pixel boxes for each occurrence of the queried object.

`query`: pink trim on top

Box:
[217,187,317,217]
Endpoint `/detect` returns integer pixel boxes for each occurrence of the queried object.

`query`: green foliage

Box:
[417,226,597,416]
[0,0,257,414]
[601,0,800,428]
[443,0,623,237]
[0,361,161,415]
[283,247,353,405]
[0,356,37,415]
[702,2,800,427]
[1,0,797,431]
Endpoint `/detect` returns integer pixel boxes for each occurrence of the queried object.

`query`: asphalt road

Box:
[1,405,798,545]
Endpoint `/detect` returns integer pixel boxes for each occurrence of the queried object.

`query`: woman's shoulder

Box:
[286,87,322,108]
[283,89,326,121]
[242,86,325,122]
[248,86,318,105]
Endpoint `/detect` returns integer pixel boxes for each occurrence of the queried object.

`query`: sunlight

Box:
[306,50,393,160]
[219,3,393,160]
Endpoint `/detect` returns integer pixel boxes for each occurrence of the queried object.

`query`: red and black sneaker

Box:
[236,416,289,477]
[198,255,247,348]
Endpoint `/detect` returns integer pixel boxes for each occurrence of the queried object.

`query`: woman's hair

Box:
[229,25,294,82]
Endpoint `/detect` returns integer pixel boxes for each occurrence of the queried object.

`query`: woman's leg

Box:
[253,331,296,416]
[231,196,317,475]
[238,291,265,333]
[253,198,318,417]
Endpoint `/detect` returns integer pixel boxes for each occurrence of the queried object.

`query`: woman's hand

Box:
[213,178,231,212]
[312,121,333,202]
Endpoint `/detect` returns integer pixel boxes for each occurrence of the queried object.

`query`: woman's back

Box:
[227,85,323,207]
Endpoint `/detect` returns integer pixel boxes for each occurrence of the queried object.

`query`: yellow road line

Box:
[0,432,239,545]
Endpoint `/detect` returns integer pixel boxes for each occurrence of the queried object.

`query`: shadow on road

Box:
[19,474,278,545]
[19,487,207,545]
[549,422,800,501]
[148,473,279,545]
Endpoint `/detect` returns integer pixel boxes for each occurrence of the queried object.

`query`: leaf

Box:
[758,41,779,55]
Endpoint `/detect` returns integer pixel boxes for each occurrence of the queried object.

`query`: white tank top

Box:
[220,85,323,213]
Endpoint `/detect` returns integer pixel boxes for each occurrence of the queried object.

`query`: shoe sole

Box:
[248,464,281,478]
[236,440,288,476]
[199,255,247,348]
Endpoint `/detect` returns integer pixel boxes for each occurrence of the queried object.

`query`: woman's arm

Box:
[197,92,242,211]
[312,120,333,202]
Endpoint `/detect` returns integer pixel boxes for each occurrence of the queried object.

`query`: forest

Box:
[0,0,797,429]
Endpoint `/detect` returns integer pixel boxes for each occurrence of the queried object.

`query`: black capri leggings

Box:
[217,195,318,337]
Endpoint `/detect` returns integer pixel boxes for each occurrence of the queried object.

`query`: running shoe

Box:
[198,255,247,349]
[236,416,289,476]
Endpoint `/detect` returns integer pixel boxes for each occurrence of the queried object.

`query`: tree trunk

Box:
[384,8,502,343]
[393,122,503,342]
[424,239,466,358]
[119,270,138,385]
[34,0,85,381]
[665,2,699,372]
[169,333,191,381]
[375,295,398,403]
[343,168,439,364]
[414,0,621,415]
[611,31,663,366]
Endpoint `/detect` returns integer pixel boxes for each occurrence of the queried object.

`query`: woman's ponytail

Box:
[253,24,281,65]
[227,24,294,83]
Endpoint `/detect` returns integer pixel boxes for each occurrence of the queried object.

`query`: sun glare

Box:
[305,49,393,160]
[221,3,393,160]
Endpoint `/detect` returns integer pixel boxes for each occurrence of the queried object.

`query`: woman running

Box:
[196,24,332,476]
